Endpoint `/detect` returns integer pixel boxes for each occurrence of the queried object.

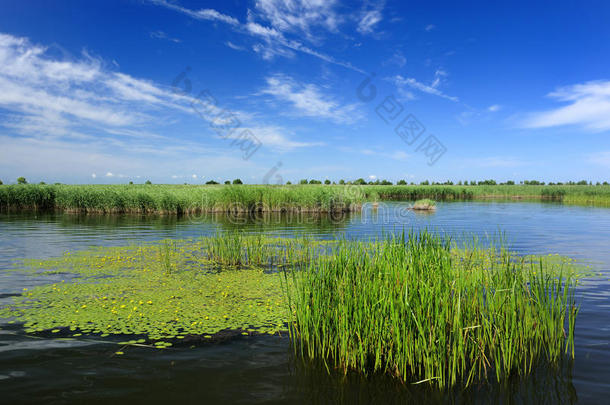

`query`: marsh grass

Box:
[2,184,610,213]
[411,199,436,210]
[285,231,579,388]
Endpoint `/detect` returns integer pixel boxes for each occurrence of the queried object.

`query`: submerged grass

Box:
[0,231,582,388]
[1,184,610,213]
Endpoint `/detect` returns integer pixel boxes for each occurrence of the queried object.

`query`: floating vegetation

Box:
[286,232,580,388]
[0,231,583,388]
[0,235,318,343]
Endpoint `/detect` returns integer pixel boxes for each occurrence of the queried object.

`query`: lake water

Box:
[1,201,609,403]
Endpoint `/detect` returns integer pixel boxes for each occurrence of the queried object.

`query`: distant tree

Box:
[0,179,4,185]
[145,180,152,185]
[506,180,515,185]
[224,180,231,185]
[54,182,61,185]
[324,179,331,185]
[397,179,407,185]
[309,179,322,184]
[420,180,429,185]
[457,180,462,185]
[129,181,133,185]
[206,180,219,185]
[603,181,609,185]
[232,179,243,184]
[380,179,392,185]
[353,178,366,185]
[17,176,27,184]
[338,179,345,185]
[443,180,454,185]
[39,181,46,185]
[299,179,308,184]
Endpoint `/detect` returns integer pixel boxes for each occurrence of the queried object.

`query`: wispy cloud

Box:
[148,0,366,73]
[523,80,610,131]
[226,125,324,152]
[357,10,383,35]
[148,0,239,26]
[0,32,317,181]
[226,41,245,51]
[391,70,458,102]
[488,104,501,112]
[260,74,361,123]
[425,24,436,32]
[253,0,341,39]
[149,30,181,43]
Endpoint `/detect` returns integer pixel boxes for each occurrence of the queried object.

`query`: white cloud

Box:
[360,148,410,161]
[149,1,239,26]
[488,104,501,112]
[392,73,458,102]
[260,74,361,123]
[150,30,181,43]
[226,41,245,51]
[384,51,406,68]
[192,174,197,179]
[0,32,321,182]
[226,125,324,152]
[523,80,610,131]
[368,174,377,180]
[91,173,97,178]
[149,0,365,73]
[0,32,195,142]
[105,172,114,177]
[253,0,340,38]
[358,10,383,34]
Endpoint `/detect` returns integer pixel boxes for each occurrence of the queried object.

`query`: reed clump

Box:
[411,198,436,210]
[285,231,579,388]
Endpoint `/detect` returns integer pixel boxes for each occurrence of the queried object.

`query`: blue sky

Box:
[1,0,609,184]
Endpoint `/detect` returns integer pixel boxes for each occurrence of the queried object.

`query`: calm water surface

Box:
[1,201,609,403]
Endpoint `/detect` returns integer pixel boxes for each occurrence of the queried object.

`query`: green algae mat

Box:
[0,236,302,344]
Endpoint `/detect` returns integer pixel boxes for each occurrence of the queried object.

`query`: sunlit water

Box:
[1,201,609,403]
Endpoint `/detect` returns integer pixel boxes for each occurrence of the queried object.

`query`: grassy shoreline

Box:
[1,184,609,214]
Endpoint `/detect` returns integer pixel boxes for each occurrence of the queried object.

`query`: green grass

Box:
[1,231,582,388]
[411,198,437,210]
[2,184,610,214]
[285,232,580,388]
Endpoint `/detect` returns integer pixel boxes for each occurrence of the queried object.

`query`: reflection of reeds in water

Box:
[285,231,579,388]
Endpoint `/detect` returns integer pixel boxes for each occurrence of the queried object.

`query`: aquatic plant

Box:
[411,198,436,210]
[285,232,579,388]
